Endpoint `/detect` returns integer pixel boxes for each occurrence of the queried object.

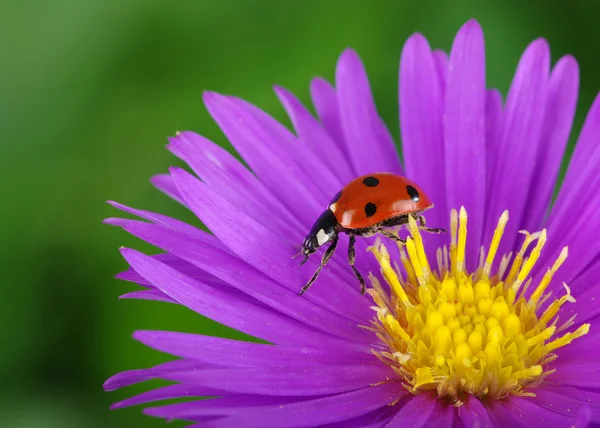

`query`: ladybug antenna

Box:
[291,246,302,258]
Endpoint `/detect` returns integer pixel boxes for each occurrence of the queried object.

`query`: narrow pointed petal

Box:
[120,247,335,346]
[150,174,185,205]
[275,85,353,182]
[536,92,600,285]
[104,360,217,391]
[168,131,301,240]
[484,89,504,222]
[522,55,579,231]
[119,290,177,303]
[132,330,374,367]
[443,20,486,268]
[485,39,550,255]
[177,383,402,428]
[144,396,307,421]
[336,48,402,176]
[169,167,373,322]
[399,33,446,253]
[110,384,210,409]
[310,77,355,170]
[120,221,371,343]
[105,200,220,244]
[159,365,390,396]
[203,92,336,218]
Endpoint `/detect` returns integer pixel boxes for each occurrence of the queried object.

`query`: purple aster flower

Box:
[104,19,600,427]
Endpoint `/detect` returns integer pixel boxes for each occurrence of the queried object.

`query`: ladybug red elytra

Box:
[298,173,445,295]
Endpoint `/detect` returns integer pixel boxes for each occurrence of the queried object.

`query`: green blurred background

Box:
[2,1,599,426]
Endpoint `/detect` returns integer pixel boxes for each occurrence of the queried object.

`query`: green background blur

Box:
[2,1,600,426]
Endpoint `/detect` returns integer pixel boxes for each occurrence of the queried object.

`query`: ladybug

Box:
[298,173,444,295]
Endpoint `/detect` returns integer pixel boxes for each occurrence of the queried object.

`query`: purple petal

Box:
[382,392,438,427]
[554,323,600,364]
[545,93,600,231]
[536,178,600,289]
[167,131,301,239]
[110,384,212,409]
[545,361,600,388]
[501,396,579,427]
[552,261,600,324]
[117,253,228,288]
[159,365,391,396]
[485,39,550,255]
[535,93,600,285]
[133,330,375,367]
[459,395,494,427]
[203,91,340,217]
[274,85,353,183]
[310,77,355,170]
[121,221,372,344]
[427,399,455,428]
[432,49,448,93]
[169,167,373,323]
[144,396,309,422]
[527,386,600,420]
[556,92,600,195]
[443,19,486,269]
[484,89,504,225]
[104,359,217,391]
[105,200,222,246]
[522,55,579,231]
[235,95,345,197]
[150,174,186,205]
[399,33,446,254]
[120,247,334,346]
[487,401,521,427]
[318,407,398,428]
[575,406,593,428]
[120,289,177,303]
[336,48,402,176]
[176,383,403,428]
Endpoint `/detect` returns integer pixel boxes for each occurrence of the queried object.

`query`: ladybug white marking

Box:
[316,229,330,246]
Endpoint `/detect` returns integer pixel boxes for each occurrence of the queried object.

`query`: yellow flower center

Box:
[367,207,589,404]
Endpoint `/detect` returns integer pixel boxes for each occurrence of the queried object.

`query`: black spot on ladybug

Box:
[362,176,380,187]
[364,202,377,217]
[330,190,342,205]
[406,185,420,202]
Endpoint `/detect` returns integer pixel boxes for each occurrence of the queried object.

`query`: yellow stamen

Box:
[369,241,412,308]
[504,231,539,287]
[483,210,509,279]
[456,207,468,274]
[545,324,590,352]
[450,209,458,277]
[405,238,427,289]
[529,247,569,306]
[367,207,589,404]
[407,216,431,282]
[511,230,547,294]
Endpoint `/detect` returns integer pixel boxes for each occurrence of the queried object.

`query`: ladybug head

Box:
[299,209,338,265]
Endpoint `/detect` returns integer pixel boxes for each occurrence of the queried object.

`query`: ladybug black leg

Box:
[377,228,407,245]
[348,235,366,294]
[299,236,339,295]
[416,215,446,234]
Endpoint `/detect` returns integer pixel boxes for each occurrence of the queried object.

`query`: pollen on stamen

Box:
[366,207,590,404]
